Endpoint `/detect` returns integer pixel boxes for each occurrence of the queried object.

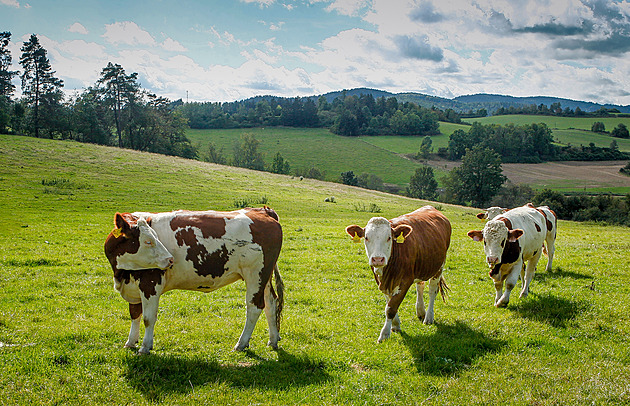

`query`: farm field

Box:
[1,134,630,405]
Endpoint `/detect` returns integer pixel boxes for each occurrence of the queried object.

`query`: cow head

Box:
[467,219,523,268]
[476,206,508,220]
[109,213,174,271]
[346,217,413,268]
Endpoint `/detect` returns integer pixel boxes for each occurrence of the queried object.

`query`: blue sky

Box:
[2,0,630,105]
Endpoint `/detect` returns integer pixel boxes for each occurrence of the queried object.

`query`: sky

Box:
[2,0,630,105]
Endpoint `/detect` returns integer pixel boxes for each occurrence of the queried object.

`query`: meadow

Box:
[1,134,630,405]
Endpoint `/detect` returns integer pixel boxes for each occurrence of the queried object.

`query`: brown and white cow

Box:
[104,207,284,354]
[345,206,451,343]
[476,206,508,220]
[467,204,556,307]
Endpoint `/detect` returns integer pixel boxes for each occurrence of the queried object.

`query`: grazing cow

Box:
[345,206,451,343]
[476,206,508,220]
[467,205,555,307]
[104,207,284,354]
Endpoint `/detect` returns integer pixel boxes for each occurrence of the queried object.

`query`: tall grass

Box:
[1,134,629,405]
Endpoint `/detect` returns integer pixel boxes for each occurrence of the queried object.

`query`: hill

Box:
[242,88,630,114]
[2,134,629,404]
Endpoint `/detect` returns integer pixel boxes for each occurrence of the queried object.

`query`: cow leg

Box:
[124,303,142,348]
[415,281,426,321]
[521,252,542,298]
[234,276,265,351]
[262,280,280,350]
[378,284,410,343]
[423,276,441,325]
[138,294,161,355]
[496,263,521,308]
[545,237,555,272]
[493,279,504,306]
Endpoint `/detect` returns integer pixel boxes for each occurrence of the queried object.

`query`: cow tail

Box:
[438,275,450,302]
[272,263,284,332]
[542,243,548,257]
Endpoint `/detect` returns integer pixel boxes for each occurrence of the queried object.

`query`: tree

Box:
[407,166,438,200]
[416,136,433,160]
[0,32,17,97]
[203,142,227,165]
[96,62,139,147]
[357,173,384,191]
[455,146,506,207]
[340,170,359,186]
[271,152,290,174]
[233,134,265,170]
[19,34,64,138]
[612,123,629,139]
[591,121,606,133]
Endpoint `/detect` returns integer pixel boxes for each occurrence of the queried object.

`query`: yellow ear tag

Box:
[396,232,405,244]
[352,232,362,243]
[112,228,122,238]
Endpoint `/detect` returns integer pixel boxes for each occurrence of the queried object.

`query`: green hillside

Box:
[468,115,630,151]
[1,134,629,405]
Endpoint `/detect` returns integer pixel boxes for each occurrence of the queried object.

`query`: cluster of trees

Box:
[494,102,624,118]
[446,122,556,163]
[0,32,196,158]
[179,93,444,137]
[592,121,629,138]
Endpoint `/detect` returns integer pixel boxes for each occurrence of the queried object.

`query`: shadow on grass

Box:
[533,266,592,283]
[401,321,506,377]
[123,349,330,402]
[510,292,590,328]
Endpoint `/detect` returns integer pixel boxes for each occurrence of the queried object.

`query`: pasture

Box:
[1,134,630,405]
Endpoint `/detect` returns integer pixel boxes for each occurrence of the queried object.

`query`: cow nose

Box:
[371,256,386,266]
[487,256,499,266]
[167,257,174,267]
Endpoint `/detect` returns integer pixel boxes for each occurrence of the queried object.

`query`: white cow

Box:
[467,205,552,307]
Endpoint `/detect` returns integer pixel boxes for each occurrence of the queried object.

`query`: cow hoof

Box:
[123,343,136,349]
[423,317,434,325]
[519,292,528,299]
[233,344,249,352]
[495,300,509,308]
[267,341,279,350]
[138,348,151,355]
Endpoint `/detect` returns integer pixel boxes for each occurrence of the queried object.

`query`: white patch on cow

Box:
[116,218,174,271]
[482,220,509,266]
[363,217,393,268]
[392,285,401,296]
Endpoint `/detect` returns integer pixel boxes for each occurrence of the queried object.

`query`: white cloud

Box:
[240,0,275,7]
[0,0,20,7]
[68,22,88,35]
[103,21,156,46]
[326,0,371,16]
[161,37,187,52]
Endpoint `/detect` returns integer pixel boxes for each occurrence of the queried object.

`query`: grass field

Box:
[1,134,630,405]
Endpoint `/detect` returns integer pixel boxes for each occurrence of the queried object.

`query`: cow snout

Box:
[370,256,386,267]
[486,256,499,267]
[161,256,174,269]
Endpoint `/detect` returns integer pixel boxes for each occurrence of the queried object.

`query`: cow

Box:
[345,206,451,343]
[476,206,508,220]
[104,207,284,354]
[467,204,556,307]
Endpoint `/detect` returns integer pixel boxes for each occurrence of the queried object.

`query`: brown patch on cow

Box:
[490,263,501,277]
[247,208,283,309]
[535,223,541,232]
[131,268,165,299]
[170,214,227,239]
[174,227,231,278]
[500,240,521,264]
[535,208,554,233]
[497,217,513,230]
[104,215,141,281]
[129,303,142,319]
[526,203,535,208]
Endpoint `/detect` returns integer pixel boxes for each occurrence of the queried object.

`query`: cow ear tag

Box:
[396,232,406,244]
[352,232,362,243]
[112,228,122,238]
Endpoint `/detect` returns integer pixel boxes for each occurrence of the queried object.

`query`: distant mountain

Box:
[238,88,630,115]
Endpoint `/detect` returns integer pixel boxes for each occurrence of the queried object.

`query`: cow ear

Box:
[476,212,487,219]
[467,230,484,242]
[114,213,131,238]
[392,224,413,243]
[345,225,364,243]
[508,229,524,242]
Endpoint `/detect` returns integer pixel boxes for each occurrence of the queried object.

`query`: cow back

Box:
[381,207,451,292]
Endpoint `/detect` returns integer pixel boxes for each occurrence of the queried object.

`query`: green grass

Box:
[1,134,630,404]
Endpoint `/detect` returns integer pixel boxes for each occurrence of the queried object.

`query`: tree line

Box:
[0,32,196,159]
[494,102,627,118]
[178,92,462,137]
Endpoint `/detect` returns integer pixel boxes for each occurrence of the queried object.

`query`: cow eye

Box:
[144,240,153,246]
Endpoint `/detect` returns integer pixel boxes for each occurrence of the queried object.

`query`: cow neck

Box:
[378,237,407,294]
[495,216,521,265]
